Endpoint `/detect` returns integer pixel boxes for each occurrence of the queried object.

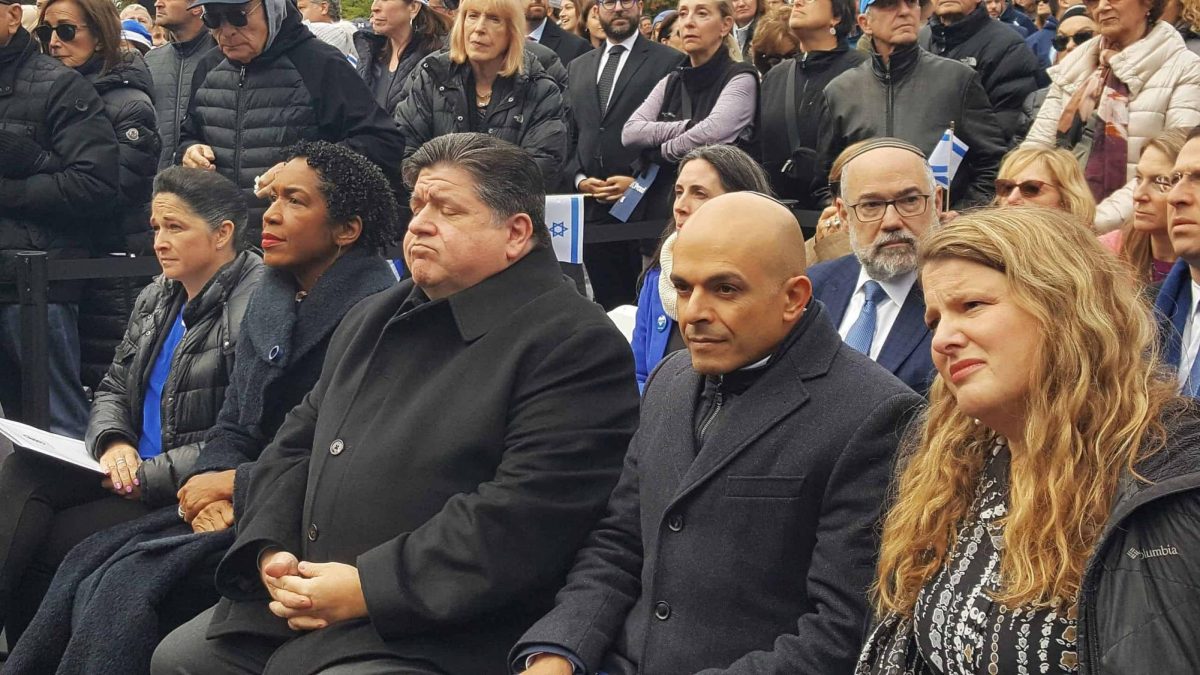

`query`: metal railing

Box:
[13,219,677,429]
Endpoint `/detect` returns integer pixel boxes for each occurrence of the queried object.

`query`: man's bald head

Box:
[678,192,808,281]
[670,192,813,375]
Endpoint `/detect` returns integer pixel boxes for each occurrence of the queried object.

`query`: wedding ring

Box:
[178,505,186,520]
[116,457,127,465]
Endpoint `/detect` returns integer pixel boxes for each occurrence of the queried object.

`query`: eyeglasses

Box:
[34,23,89,43]
[201,0,263,29]
[847,194,930,222]
[598,0,637,9]
[1051,29,1093,51]
[995,178,1054,199]
[1135,174,1174,194]
[1168,170,1200,189]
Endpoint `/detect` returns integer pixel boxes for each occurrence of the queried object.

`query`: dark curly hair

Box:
[282,141,400,251]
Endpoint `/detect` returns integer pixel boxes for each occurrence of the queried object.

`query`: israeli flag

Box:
[546,194,585,265]
[929,128,969,188]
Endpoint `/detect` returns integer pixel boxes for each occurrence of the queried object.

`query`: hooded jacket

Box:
[145,30,217,171]
[0,28,118,297]
[920,5,1042,145]
[816,41,1008,208]
[394,48,567,187]
[1023,21,1200,231]
[178,0,406,243]
[84,251,265,507]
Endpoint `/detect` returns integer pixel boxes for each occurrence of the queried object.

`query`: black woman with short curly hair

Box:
[2,142,399,673]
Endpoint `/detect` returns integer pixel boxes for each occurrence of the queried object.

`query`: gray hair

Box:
[839,153,937,202]
[402,133,550,251]
[839,148,939,281]
[323,0,342,20]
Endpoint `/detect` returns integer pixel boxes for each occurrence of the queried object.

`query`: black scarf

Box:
[0,27,32,71]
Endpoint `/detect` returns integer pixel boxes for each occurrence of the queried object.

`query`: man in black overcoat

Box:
[151,133,641,675]
[511,192,924,674]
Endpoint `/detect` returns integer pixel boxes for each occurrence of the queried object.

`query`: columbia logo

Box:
[1127,545,1179,561]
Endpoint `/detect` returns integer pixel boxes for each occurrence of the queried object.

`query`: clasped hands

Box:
[579,175,635,203]
[259,549,368,632]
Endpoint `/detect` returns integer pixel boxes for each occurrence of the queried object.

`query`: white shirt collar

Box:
[528,17,548,41]
[606,31,640,53]
[854,266,918,307]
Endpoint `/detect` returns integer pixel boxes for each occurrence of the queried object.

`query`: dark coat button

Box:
[667,514,683,532]
[307,523,319,541]
[654,601,671,620]
[329,439,344,456]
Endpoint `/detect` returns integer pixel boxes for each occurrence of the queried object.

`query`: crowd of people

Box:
[3,0,1200,670]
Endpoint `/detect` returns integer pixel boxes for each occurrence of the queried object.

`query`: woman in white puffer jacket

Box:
[1023,13,1200,232]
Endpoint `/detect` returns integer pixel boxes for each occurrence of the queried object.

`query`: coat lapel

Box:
[665,304,842,505]
[821,257,859,327]
[578,49,603,122]
[671,364,809,502]
[602,37,648,122]
[876,281,929,375]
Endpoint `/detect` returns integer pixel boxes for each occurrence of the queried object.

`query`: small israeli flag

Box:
[546,194,585,265]
[929,127,969,188]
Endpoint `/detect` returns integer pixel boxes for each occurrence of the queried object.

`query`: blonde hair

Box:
[874,207,1177,615]
[449,0,526,77]
[1118,128,1188,285]
[1183,0,1200,32]
[996,147,1096,227]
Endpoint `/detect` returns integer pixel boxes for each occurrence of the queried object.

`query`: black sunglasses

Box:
[34,23,88,43]
[1051,29,1093,51]
[201,0,263,29]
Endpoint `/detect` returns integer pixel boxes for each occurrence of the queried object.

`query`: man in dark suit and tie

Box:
[808,138,939,395]
[565,0,684,308]
[526,0,592,66]
[510,192,922,675]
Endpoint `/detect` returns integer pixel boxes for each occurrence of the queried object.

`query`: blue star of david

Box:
[550,222,568,238]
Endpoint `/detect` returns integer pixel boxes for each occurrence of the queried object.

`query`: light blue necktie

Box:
[844,280,887,356]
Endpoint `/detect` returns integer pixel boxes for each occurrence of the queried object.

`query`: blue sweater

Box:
[632,267,674,393]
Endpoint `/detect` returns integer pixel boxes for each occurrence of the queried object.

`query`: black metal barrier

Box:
[15,209,821,431]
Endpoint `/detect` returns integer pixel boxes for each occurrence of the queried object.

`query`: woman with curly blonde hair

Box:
[857,207,1200,675]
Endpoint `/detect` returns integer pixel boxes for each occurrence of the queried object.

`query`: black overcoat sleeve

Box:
[355,322,638,639]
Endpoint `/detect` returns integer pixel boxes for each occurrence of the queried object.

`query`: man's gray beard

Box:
[849,227,920,281]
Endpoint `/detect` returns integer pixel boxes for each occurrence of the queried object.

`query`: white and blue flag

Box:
[929,127,969,189]
[546,194,585,265]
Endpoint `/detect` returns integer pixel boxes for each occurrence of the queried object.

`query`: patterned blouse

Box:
[910,438,1079,675]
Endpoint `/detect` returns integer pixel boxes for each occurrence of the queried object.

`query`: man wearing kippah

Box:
[816,0,1007,209]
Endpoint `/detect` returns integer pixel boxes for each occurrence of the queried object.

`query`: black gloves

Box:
[0,129,50,178]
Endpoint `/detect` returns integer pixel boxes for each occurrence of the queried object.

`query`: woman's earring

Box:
[829,26,836,34]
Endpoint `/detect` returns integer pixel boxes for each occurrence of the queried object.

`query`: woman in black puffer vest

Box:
[0,167,260,646]
[35,0,163,390]
[621,0,758,221]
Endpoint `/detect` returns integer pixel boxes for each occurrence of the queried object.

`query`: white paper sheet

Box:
[0,418,104,473]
